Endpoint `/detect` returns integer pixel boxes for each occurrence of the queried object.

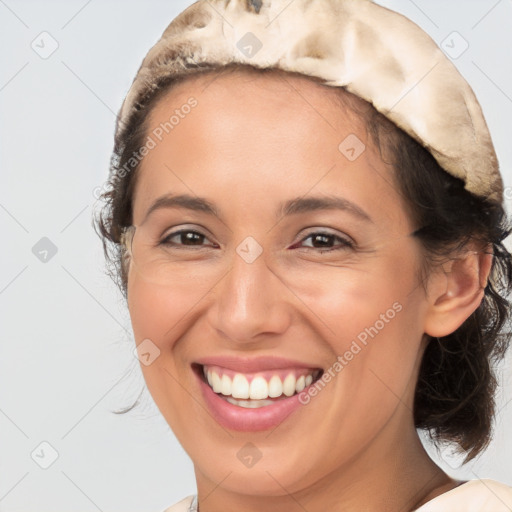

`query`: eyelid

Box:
[162,224,215,240]
[162,227,217,247]
[294,227,355,246]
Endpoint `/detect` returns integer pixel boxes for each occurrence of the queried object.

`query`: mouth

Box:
[192,359,324,431]
[197,364,323,408]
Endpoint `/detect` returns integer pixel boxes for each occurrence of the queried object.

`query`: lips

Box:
[192,357,323,431]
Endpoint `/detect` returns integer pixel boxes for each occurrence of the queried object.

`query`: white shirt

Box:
[162,479,512,512]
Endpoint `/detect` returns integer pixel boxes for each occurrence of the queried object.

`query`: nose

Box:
[206,243,293,346]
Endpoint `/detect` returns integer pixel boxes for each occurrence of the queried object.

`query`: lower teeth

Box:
[223,396,286,408]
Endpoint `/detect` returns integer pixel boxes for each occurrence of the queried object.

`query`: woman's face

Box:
[126,70,437,495]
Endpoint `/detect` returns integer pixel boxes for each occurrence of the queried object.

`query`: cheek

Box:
[292,269,425,477]
[127,269,205,346]
[288,249,421,345]
[127,275,200,435]
[295,250,425,411]
[126,276,189,399]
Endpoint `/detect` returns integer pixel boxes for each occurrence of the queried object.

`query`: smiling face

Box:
[126,68,439,499]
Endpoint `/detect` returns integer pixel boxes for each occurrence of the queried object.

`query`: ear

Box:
[423,246,493,338]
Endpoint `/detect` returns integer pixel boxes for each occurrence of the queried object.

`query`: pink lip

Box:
[195,355,320,373]
[193,356,323,431]
[196,373,307,432]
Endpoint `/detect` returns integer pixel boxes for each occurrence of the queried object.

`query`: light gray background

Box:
[1,1,511,511]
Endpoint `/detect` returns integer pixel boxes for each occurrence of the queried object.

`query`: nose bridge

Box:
[207,237,291,342]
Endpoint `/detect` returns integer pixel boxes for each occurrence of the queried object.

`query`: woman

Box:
[94,0,512,510]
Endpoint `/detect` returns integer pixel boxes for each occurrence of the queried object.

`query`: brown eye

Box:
[161,230,216,248]
[295,232,354,251]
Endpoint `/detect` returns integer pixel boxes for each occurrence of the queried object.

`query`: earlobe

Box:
[424,247,493,338]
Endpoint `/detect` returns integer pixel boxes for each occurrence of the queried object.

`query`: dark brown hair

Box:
[93,63,512,463]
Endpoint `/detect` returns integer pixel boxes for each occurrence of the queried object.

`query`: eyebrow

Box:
[279,196,373,223]
[142,193,373,224]
[142,194,220,224]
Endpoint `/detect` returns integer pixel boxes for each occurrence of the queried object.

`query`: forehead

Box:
[148,67,371,131]
[142,68,378,175]
[132,68,409,232]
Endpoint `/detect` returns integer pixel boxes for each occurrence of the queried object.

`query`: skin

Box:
[125,69,492,512]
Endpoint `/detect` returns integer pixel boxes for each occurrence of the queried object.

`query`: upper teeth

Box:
[203,366,317,400]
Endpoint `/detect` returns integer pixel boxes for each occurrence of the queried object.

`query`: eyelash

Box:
[160,229,355,252]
